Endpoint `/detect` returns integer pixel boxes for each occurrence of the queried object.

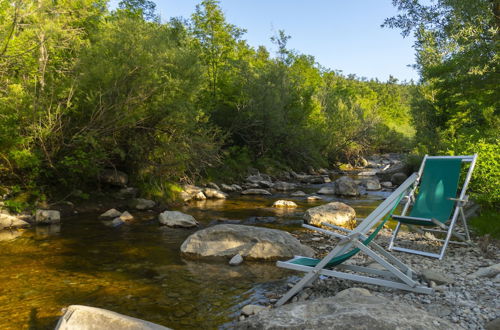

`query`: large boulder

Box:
[333,176,360,196]
[391,172,408,186]
[180,224,314,260]
[237,288,459,330]
[274,181,297,191]
[241,189,272,196]
[203,188,227,199]
[35,209,61,225]
[303,202,355,227]
[130,198,155,210]
[376,162,409,181]
[0,213,30,230]
[100,169,128,187]
[55,305,171,330]
[158,211,199,228]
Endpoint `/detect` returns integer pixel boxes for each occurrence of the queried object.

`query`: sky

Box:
[109,0,418,82]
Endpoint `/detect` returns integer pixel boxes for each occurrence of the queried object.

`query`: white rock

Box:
[55,305,171,330]
[0,213,30,230]
[291,191,306,197]
[229,254,243,266]
[307,195,323,201]
[35,209,61,225]
[119,211,134,222]
[221,184,236,192]
[272,200,298,208]
[192,191,207,200]
[203,188,227,199]
[158,211,199,228]
[99,209,122,219]
[381,181,393,188]
[318,186,336,195]
[469,263,500,279]
[241,189,271,195]
[365,179,381,191]
[303,202,356,227]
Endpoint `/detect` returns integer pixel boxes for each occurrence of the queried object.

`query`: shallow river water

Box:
[0,185,389,329]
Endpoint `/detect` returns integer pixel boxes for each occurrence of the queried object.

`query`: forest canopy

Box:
[0,0,497,206]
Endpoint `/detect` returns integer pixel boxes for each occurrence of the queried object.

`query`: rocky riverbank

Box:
[238,228,500,330]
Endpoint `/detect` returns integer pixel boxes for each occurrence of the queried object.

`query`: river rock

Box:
[291,191,306,197]
[307,195,323,201]
[180,224,314,260]
[333,176,359,196]
[272,200,298,208]
[55,305,171,330]
[0,213,30,230]
[468,263,500,278]
[204,188,228,199]
[422,269,453,285]
[273,181,296,191]
[114,187,138,199]
[229,254,244,266]
[391,172,408,185]
[241,304,266,316]
[365,179,381,191]
[236,288,459,329]
[159,211,199,228]
[99,208,122,219]
[376,162,408,181]
[258,181,274,188]
[221,184,236,192]
[180,185,204,202]
[192,191,207,201]
[381,181,393,188]
[241,189,271,196]
[303,202,356,227]
[358,171,377,176]
[110,218,125,227]
[232,184,243,191]
[207,182,220,190]
[318,186,336,195]
[100,169,128,187]
[130,198,155,210]
[35,209,61,225]
[119,211,134,222]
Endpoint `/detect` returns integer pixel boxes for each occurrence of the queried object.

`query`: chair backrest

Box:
[409,158,462,223]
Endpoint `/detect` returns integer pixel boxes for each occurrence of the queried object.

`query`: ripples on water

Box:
[0,185,388,329]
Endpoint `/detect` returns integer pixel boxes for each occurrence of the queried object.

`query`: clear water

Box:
[0,185,386,329]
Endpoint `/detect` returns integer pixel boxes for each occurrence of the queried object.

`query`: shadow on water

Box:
[0,186,388,329]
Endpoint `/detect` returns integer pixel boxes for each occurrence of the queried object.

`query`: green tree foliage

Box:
[0,0,415,202]
[385,0,499,205]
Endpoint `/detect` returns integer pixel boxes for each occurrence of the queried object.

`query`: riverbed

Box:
[0,186,389,329]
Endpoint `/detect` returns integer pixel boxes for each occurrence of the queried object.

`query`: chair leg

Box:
[438,207,461,260]
[459,207,471,241]
[388,222,402,250]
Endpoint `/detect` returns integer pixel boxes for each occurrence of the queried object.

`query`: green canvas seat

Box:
[275,174,432,306]
[388,155,477,259]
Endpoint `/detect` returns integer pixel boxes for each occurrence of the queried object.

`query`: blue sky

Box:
[109,0,418,82]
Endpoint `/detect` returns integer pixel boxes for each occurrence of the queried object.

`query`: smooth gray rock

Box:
[229,254,244,266]
[203,188,227,199]
[231,184,243,191]
[468,263,500,278]
[99,209,122,219]
[241,304,266,316]
[381,181,393,188]
[317,186,336,195]
[35,209,61,225]
[422,269,453,285]
[290,191,306,197]
[333,176,360,196]
[55,305,171,330]
[303,202,356,227]
[131,198,155,210]
[241,189,271,196]
[158,211,199,228]
[272,200,298,208]
[100,169,128,187]
[207,182,220,190]
[237,288,460,330]
[274,181,297,191]
[365,179,381,191]
[221,183,236,192]
[306,195,323,201]
[192,191,207,201]
[180,224,314,260]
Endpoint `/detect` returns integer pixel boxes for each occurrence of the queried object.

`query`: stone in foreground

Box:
[303,202,355,227]
[236,288,460,330]
[35,209,61,225]
[272,200,298,208]
[159,211,199,228]
[55,305,171,330]
[180,224,314,260]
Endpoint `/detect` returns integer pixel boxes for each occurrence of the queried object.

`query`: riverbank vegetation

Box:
[0,0,498,211]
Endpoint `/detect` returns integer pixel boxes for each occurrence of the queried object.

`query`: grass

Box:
[469,207,500,239]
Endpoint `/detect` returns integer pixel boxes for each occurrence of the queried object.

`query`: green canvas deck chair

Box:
[388,154,478,260]
[276,173,432,306]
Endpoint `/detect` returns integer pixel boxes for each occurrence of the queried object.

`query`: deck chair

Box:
[276,173,432,306]
[388,154,478,260]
